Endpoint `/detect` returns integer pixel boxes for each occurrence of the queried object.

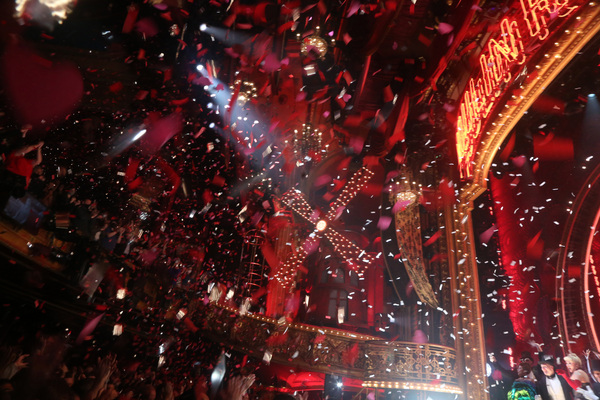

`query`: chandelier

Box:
[230,79,258,106]
[301,35,328,59]
[293,123,323,161]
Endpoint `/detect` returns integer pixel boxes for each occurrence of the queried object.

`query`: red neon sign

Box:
[456,0,578,178]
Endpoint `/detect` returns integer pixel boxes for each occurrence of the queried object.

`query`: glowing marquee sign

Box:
[456,0,579,178]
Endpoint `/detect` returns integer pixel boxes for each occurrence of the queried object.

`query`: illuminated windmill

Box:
[273,166,376,288]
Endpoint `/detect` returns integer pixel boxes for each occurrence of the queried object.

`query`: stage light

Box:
[200,23,207,31]
[589,93,596,98]
[132,128,147,141]
[316,220,327,231]
[196,64,205,72]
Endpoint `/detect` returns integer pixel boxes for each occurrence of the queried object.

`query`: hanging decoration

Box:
[391,173,439,308]
[229,78,258,106]
[301,35,328,59]
[293,123,323,161]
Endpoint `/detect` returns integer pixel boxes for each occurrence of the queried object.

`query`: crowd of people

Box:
[0,135,203,286]
[0,138,309,400]
[489,348,600,400]
[0,338,303,400]
[5,136,600,400]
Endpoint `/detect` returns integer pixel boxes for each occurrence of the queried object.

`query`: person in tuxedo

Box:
[536,356,574,400]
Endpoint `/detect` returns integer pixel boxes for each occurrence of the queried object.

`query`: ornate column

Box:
[446,4,600,398]
[446,189,487,400]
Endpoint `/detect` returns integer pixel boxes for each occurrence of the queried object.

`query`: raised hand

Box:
[223,375,255,400]
[294,392,309,400]
[14,354,29,369]
[241,374,255,393]
[97,353,117,381]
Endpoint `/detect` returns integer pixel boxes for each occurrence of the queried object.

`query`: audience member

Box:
[508,363,537,400]
[590,359,600,389]
[565,354,591,386]
[28,165,47,200]
[0,141,44,211]
[537,356,574,400]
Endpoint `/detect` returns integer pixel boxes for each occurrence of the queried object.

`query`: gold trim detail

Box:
[390,176,440,308]
[467,3,600,193]
[453,3,600,400]
[362,381,463,394]
[200,303,460,394]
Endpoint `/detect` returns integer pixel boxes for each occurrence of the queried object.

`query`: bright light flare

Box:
[316,220,327,232]
[15,0,76,22]
[132,129,147,141]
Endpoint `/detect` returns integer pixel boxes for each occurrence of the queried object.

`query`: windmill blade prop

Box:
[272,248,308,287]
[323,228,373,274]
[325,167,375,221]
[273,167,376,288]
[280,189,319,224]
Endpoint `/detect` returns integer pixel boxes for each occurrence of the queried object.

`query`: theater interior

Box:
[1,0,600,399]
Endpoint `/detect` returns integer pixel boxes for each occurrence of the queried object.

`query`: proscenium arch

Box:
[465,3,600,199]
[449,4,600,400]
[556,161,600,355]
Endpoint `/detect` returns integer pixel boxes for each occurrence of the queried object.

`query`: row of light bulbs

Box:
[362,380,462,394]
[274,168,375,286]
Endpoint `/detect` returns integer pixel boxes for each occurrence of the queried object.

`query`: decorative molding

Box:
[456,0,584,179]
[364,341,459,389]
[556,162,600,354]
[468,2,600,191]
[200,303,462,395]
[452,3,600,400]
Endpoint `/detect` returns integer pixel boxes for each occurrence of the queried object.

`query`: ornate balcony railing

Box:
[199,303,461,395]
